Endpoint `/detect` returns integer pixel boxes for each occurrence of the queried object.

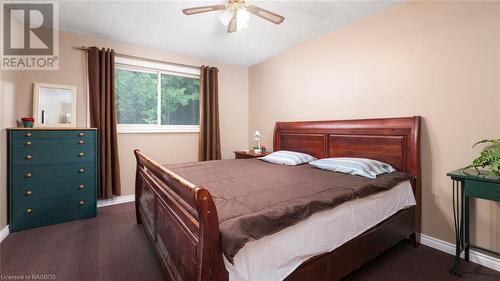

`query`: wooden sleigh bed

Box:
[134,116,421,281]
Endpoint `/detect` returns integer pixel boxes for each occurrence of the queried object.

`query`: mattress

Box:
[165,159,411,262]
[223,180,416,281]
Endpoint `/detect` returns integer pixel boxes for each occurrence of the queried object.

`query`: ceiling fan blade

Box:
[182,5,226,15]
[247,5,285,25]
[227,14,237,33]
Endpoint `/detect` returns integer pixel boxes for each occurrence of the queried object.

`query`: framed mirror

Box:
[33,82,77,127]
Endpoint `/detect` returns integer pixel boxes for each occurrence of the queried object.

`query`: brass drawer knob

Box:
[26,208,32,214]
[25,172,32,178]
[78,140,85,144]
[79,132,85,137]
[79,200,85,206]
[79,152,85,157]
[25,141,32,146]
[79,184,85,189]
[26,190,32,196]
[26,155,32,160]
[25,132,32,137]
[79,168,85,173]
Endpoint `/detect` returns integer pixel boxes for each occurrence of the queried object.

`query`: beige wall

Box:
[249,1,500,250]
[2,31,249,229]
[0,70,20,228]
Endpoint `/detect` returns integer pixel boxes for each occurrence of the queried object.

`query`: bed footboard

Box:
[134,150,228,281]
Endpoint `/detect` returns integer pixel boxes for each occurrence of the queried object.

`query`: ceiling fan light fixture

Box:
[219,9,233,26]
[236,8,250,31]
[182,1,284,33]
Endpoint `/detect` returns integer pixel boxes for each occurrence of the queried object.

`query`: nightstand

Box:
[234,150,270,159]
[447,168,500,277]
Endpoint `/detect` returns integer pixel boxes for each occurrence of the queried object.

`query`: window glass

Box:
[115,68,158,124]
[160,73,200,125]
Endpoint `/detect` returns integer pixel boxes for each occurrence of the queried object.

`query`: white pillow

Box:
[309,157,396,178]
[260,150,316,166]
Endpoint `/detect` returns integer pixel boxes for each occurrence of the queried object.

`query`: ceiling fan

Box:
[182,0,285,33]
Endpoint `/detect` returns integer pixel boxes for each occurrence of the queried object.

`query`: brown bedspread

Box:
[165,159,411,263]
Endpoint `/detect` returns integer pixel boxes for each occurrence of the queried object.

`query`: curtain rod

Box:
[75,46,200,69]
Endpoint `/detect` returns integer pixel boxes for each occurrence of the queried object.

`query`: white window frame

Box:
[115,56,201,134]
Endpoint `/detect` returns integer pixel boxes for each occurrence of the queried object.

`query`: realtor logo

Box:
[1,2,59,70]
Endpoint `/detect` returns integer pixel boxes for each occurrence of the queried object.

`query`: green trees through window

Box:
[115,68,157,124]
[115,67,200,126]
[161,73,200,125]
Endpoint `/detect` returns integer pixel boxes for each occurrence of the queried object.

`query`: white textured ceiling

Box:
[58,1,397,66]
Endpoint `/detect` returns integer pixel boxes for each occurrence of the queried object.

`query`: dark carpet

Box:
[0,203,498,281]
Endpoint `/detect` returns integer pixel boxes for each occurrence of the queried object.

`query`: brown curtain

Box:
[198,66,221,161]
[87,47,121,199]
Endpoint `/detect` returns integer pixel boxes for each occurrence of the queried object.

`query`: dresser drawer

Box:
[465,180,500,202]
[12,179,95,204]
[13,198,96,220]
[11,130,95,140]
[11,203,96,232]
[13,190,95,211]
[12,136,94,150]
[12,162,95,187]
[12,143,95,166]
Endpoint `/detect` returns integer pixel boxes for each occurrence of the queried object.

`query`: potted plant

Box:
[466,139,500,175]
[21,117,34,128]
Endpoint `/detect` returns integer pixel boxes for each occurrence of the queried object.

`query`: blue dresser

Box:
[7,128,98,232]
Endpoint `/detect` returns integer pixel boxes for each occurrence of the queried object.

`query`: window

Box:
[114,56,200,133]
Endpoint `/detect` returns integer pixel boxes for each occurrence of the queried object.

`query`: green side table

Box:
[447,168,500,277]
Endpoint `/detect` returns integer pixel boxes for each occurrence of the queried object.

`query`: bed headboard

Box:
[273,116,422,234]
[273,116,421,178]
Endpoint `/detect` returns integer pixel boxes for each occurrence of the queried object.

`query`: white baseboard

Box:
[97,195,135,208]
[0,225,9,243]
[420,233,500,272]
